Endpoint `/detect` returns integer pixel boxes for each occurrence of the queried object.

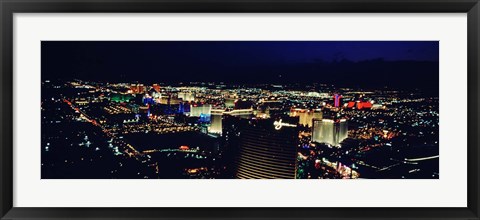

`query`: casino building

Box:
[289,108,323,127]
[312,118,348,147]
[209,108,254,134]
[190,104,212,117]
[223,116,299,179]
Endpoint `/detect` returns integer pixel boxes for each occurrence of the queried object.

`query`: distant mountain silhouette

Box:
[249,59,439,94]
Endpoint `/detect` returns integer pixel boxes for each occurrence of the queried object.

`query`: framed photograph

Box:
[1,0,479,219]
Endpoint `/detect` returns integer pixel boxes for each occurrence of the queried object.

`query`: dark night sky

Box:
[41,41,439,93]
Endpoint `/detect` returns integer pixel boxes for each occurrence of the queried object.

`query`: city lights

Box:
[41,41,439,179]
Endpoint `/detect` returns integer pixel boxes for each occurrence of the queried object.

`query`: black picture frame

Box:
[1,0,479,219]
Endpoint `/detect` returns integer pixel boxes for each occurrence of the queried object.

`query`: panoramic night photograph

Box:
[41,41,439,179]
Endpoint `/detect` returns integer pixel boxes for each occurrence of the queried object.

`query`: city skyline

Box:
[41,41,439,179]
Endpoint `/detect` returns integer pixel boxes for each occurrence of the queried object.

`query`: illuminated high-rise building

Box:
[312,118,348,147]
[208,108,254,134]
[333,94,342,108]
[289,108,323,127]
[190,104,212,117]
[209,109,224,134]
[223,116,298,179]
[312,110,323,123]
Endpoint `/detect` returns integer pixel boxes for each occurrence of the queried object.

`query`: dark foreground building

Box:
[223,116,299,179]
